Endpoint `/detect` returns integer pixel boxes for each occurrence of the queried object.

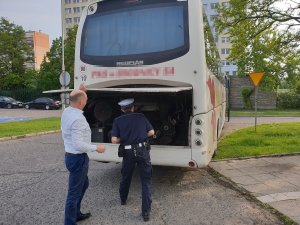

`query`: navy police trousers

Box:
[64,153,89,225]
[119,146,152,213]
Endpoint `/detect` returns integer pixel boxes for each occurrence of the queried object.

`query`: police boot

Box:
[142,212,150,222]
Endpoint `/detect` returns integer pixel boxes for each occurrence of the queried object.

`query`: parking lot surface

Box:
[0,134,284,225]
[0,108,62,121]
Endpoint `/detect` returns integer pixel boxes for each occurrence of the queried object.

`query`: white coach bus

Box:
[74,0,226,167]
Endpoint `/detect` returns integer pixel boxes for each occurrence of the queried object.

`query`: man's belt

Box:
[65,152,87,156]
[124,142,146,150]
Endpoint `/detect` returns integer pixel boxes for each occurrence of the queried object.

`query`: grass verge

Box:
[214,122,300,160]
[231,109,300,117]
[0,117,60,138]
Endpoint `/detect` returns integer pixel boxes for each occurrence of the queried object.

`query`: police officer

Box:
[111,98,155,222]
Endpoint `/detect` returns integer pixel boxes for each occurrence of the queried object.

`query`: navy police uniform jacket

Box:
[111,112,153,145]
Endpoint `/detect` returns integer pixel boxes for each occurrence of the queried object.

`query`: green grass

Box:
[231,109,300,117]
[214,122,300,160]
[0,117,61,138]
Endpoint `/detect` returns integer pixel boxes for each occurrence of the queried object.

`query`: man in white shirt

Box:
[61,88,105,225]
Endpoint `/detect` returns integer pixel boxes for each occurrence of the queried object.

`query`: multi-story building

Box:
[25,31,50,70]
[203,0,237,76]
[63,0,96,37]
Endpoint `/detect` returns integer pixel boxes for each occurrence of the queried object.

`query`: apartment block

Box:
[203,0,237,76]
[63,0,96,36]
[25,31,50,70]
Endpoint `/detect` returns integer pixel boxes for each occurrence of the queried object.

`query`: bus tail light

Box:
[188,161,196,167]
[195,118,203,125]
[195,129,202,136]
[195,139,202,146]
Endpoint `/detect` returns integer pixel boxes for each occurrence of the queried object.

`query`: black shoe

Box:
[142,212,150,222]
[76,212,91,222]
[121,200,127,205]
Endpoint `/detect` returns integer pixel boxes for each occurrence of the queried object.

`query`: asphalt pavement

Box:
[0,134,283,225]
[1,109,300,224]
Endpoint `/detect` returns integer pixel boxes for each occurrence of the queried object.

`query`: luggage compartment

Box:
[84,86,193,146]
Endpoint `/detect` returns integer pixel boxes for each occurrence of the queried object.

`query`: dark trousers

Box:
[64,153,89,225]
[119,147,152,213]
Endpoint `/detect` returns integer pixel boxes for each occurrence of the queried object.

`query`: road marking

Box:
[0,117,32,123]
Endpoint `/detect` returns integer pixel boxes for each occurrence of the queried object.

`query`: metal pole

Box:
[254,87,257,132]
[61,0,66,110]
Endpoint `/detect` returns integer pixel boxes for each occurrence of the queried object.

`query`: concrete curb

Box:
[0,130,61,142]
[212,152,300,162]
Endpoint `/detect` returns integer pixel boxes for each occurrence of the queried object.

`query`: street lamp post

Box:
[60,0,70,109]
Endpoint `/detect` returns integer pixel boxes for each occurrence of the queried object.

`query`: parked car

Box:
[24,97,61,110]
[0,96,23,108]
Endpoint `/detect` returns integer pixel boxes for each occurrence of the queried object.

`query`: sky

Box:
[0,0,61,44]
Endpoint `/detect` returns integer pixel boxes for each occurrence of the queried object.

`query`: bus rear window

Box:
[80,0,189,66]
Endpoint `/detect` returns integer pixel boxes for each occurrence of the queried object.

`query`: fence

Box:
[0,89,52,102]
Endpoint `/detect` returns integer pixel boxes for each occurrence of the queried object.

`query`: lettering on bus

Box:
[91,67,175,79]
[207,77,217,140]
[116,60,144,66]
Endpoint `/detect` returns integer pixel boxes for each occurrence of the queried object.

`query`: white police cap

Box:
[118,98,134,108]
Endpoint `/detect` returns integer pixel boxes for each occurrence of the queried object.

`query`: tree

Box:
[215,0,300,90]
[0,17,34,89]
[203,12,220,76]
[64,25,78,88]
[38,25,78,90]
[216,0,299,40]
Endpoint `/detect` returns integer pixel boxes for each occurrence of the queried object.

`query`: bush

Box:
[241,87,254,109]
[277,92,300,109]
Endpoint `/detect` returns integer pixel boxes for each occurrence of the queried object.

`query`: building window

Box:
[210,15,217,22]
[65,8,71,14]
[222,2,230,8]
[233,71,237,75]
[214,36,218,43]
[65,18,72,24]
[225,71,230,75]
[226,61,230,66]
[73,7,80,13]
[74,17,80,24]
[203,4,207,9]
[65,0,71,4]
[73,0,80,3]
[221,48,230,54]
[82,6,85,10]
[221,37,230,43]
[66,28,72,34]
[210,3,218,9]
